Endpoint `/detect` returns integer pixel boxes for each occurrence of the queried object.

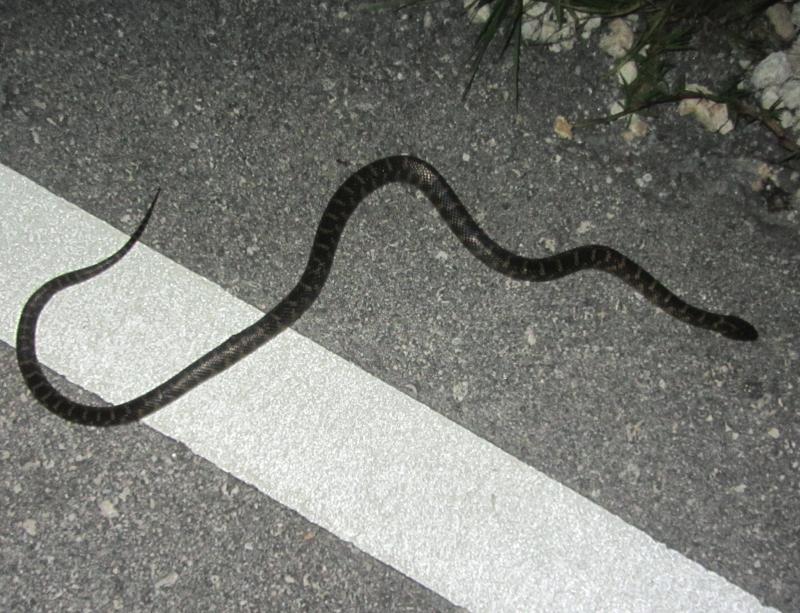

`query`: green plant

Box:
[362,0,794,157]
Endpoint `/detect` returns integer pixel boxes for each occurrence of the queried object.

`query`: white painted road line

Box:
[0,163,775,612]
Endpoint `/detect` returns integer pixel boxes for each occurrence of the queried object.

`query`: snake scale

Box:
[16,155,758,427]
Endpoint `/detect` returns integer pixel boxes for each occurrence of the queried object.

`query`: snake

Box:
[16,155,758,427]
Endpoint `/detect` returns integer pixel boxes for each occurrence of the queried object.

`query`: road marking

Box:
[0,163,774,612]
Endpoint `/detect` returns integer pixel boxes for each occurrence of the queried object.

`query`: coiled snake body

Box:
[16,156,757,426]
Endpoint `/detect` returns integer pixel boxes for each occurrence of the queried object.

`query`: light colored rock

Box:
[521,19,542,42]
[677,84,734,135]
[554,115,573,139]
[788,37,800,73]
[622,114,649,141]
[582,16,602,39]
[464,0,491,23]
[554,22,574,41]
[779,78,800,110]
[469,0,596,54]
[751,51,792,89]
[767,2,795,41]
[525,1,548,18]
[760,86,781,110]
[618,60,638,84]
[521,12,575,45]
[538,21,558,42]
[598,18,634,59]
[554,38,575,52]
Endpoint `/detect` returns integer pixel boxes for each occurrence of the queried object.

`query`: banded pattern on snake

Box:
[16,155,758,427]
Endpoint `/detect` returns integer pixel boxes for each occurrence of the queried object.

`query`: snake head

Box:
[718,315,758,341]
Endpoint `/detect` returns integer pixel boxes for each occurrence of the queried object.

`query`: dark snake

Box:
[16,156,758,427]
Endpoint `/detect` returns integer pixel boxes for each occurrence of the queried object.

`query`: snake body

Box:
[16,155,757,427]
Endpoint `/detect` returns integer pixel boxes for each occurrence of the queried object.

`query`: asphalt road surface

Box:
[1,2,798,611]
